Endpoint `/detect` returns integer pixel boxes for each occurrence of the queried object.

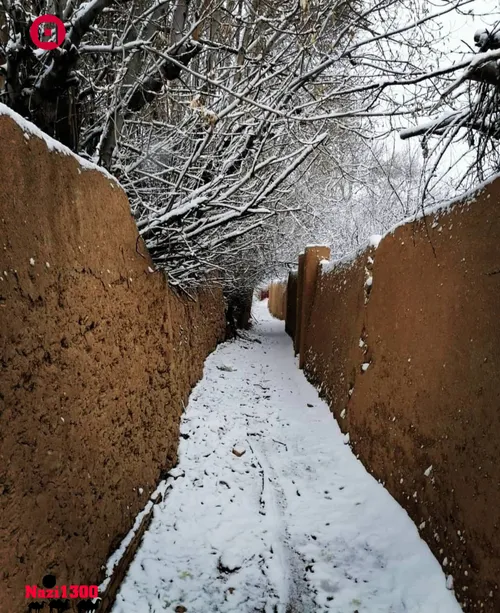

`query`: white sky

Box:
[391,1,500,197]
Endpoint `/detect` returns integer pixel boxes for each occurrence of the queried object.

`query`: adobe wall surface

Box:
[302,182,500,612]
[285,271,297,339]
[268,282,287,320]
[0,113,226,612]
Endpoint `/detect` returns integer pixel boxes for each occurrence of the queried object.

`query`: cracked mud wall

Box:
[302,181,500,613]
[0,114,226,612]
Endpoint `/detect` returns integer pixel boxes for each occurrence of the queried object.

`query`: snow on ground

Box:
[111,300,461,613]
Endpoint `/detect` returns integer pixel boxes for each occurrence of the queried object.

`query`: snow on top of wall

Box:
[320,234,382,274]
[0,102,119,186]
[320,247,362,274]
[304,243,329,249]
[369,234,383,248]
[320,173,500,277]
[384,175,497,237]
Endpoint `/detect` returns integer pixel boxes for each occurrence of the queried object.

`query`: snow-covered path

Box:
[111,300,460,613]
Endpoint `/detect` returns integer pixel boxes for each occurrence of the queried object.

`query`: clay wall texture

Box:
[0,113,226,612]
[285,271,297,339]
[268,281,287,320]
[294,181,500,612]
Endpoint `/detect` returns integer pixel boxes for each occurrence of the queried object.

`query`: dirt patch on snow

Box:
[303,181,500,612]
[0,114,225,612]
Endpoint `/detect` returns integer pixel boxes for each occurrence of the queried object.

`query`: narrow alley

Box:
[111,300,460,613]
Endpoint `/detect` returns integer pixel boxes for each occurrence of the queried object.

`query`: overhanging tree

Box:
[0,0,492,288]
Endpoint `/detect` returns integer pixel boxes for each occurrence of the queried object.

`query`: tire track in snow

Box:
[248,435,315,613]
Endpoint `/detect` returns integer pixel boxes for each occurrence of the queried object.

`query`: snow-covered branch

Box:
[1,0,498,287]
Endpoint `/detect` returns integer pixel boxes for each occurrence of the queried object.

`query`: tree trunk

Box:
[33,89,80,150]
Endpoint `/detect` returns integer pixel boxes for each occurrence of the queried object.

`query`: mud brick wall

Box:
[0,111,226,612]
[285,271,297,339]
[298,182,500,612]
[268,281,287,320]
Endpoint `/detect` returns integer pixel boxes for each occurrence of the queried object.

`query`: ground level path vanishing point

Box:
[111,300,461,613]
